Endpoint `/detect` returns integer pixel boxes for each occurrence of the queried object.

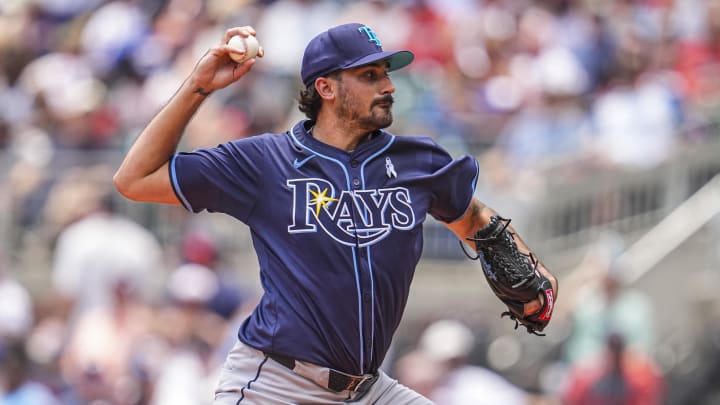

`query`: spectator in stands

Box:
[563,253,656,366]
[589,19,683,169]
[49,166,164,318]
[0,265,33,340]
[0,340,60,405]
[562,332,664,405]
[395,319,528,405]
[150,263,230,405]
[177,231,247,320]
[59,275,153,404]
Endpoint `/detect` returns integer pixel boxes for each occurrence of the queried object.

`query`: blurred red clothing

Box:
[674,40,720,99]
[562,348,664,405]
[401,0,454,66]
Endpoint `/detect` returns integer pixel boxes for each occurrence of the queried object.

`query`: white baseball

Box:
[227,34,260,64]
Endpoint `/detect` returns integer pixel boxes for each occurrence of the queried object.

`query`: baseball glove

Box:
[463,215,555,335]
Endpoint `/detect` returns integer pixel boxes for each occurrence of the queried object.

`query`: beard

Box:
[336,84,394,131]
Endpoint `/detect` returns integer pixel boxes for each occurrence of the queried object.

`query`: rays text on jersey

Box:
[287,178,415,247]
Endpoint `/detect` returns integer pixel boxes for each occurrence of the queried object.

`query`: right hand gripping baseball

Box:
[191,26,264,94]
[465,215,556,335]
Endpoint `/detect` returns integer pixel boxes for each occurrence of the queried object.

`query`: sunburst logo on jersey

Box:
[309,187,337,216]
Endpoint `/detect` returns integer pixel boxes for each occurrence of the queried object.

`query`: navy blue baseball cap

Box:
[301,23,414,88]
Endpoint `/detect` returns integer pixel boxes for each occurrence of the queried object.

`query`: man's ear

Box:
[314,77,336,100]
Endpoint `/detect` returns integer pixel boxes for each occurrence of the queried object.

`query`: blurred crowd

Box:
[3,0,720,170]
[3,0,720,403]
[0,178,256,404]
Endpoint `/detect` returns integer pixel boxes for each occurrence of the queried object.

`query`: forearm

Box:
[449,199,536,256]
[113,26,262,204]
[446,199,496,241]
[113,79,207,202]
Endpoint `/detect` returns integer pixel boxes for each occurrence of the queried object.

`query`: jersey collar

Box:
[291,120,391,159]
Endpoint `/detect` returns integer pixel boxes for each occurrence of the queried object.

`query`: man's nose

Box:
[381,76,395,94]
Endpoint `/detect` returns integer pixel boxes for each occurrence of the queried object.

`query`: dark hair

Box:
[297,85,322,121]
[297,71,341,121]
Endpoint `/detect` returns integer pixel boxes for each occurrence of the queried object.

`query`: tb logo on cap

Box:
[358,26,382,48]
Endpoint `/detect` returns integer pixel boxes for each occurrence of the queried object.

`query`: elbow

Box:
[113,170,139,201]
[113,161,175,205]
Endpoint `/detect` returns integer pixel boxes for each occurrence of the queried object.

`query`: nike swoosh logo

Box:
[293,156,315,169]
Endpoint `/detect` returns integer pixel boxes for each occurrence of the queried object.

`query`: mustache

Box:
[372,95,394,106]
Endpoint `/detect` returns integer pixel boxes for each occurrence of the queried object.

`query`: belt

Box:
[265,353,378,393]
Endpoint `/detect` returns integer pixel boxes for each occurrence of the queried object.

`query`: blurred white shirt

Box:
[0,276,33,338]
[430,365,528,405]
[52,212,163,315]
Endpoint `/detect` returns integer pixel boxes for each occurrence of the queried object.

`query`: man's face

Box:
[333,62,396,131]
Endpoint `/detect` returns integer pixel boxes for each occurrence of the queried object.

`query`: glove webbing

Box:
[461,216,550,336]
[462,216,538,288]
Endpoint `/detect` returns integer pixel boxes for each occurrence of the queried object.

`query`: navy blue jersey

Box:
[170,120,478,375]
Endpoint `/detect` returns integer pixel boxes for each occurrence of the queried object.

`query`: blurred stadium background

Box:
[2,0,720,404]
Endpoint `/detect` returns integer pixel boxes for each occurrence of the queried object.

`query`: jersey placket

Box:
[289,123,379,374]
[349,155,375,374]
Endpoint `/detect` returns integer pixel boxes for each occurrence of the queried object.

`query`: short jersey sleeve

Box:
[427,149,479,223]
[169,137,266,221]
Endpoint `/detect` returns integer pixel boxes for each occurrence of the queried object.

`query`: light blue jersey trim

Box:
[471,158,480,195]
[170,155,193,212]
[365,246,376,365]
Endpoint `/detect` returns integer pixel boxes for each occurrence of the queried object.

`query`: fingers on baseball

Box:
[226,45,263,59]
[233,59,256,76]
[222,26,257,45]
[219,45,260,67]
[222,44,247,61]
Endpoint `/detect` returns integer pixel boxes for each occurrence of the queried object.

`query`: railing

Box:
[422,139,720,268]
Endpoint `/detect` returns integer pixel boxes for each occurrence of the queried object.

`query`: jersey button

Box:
[363,293,371,303]
[351,160,359,168]
[352,178,361,188]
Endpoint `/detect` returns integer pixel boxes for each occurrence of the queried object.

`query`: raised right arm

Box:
[113,26,263,204]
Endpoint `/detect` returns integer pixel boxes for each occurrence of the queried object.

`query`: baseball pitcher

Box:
[114,23,558,404]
